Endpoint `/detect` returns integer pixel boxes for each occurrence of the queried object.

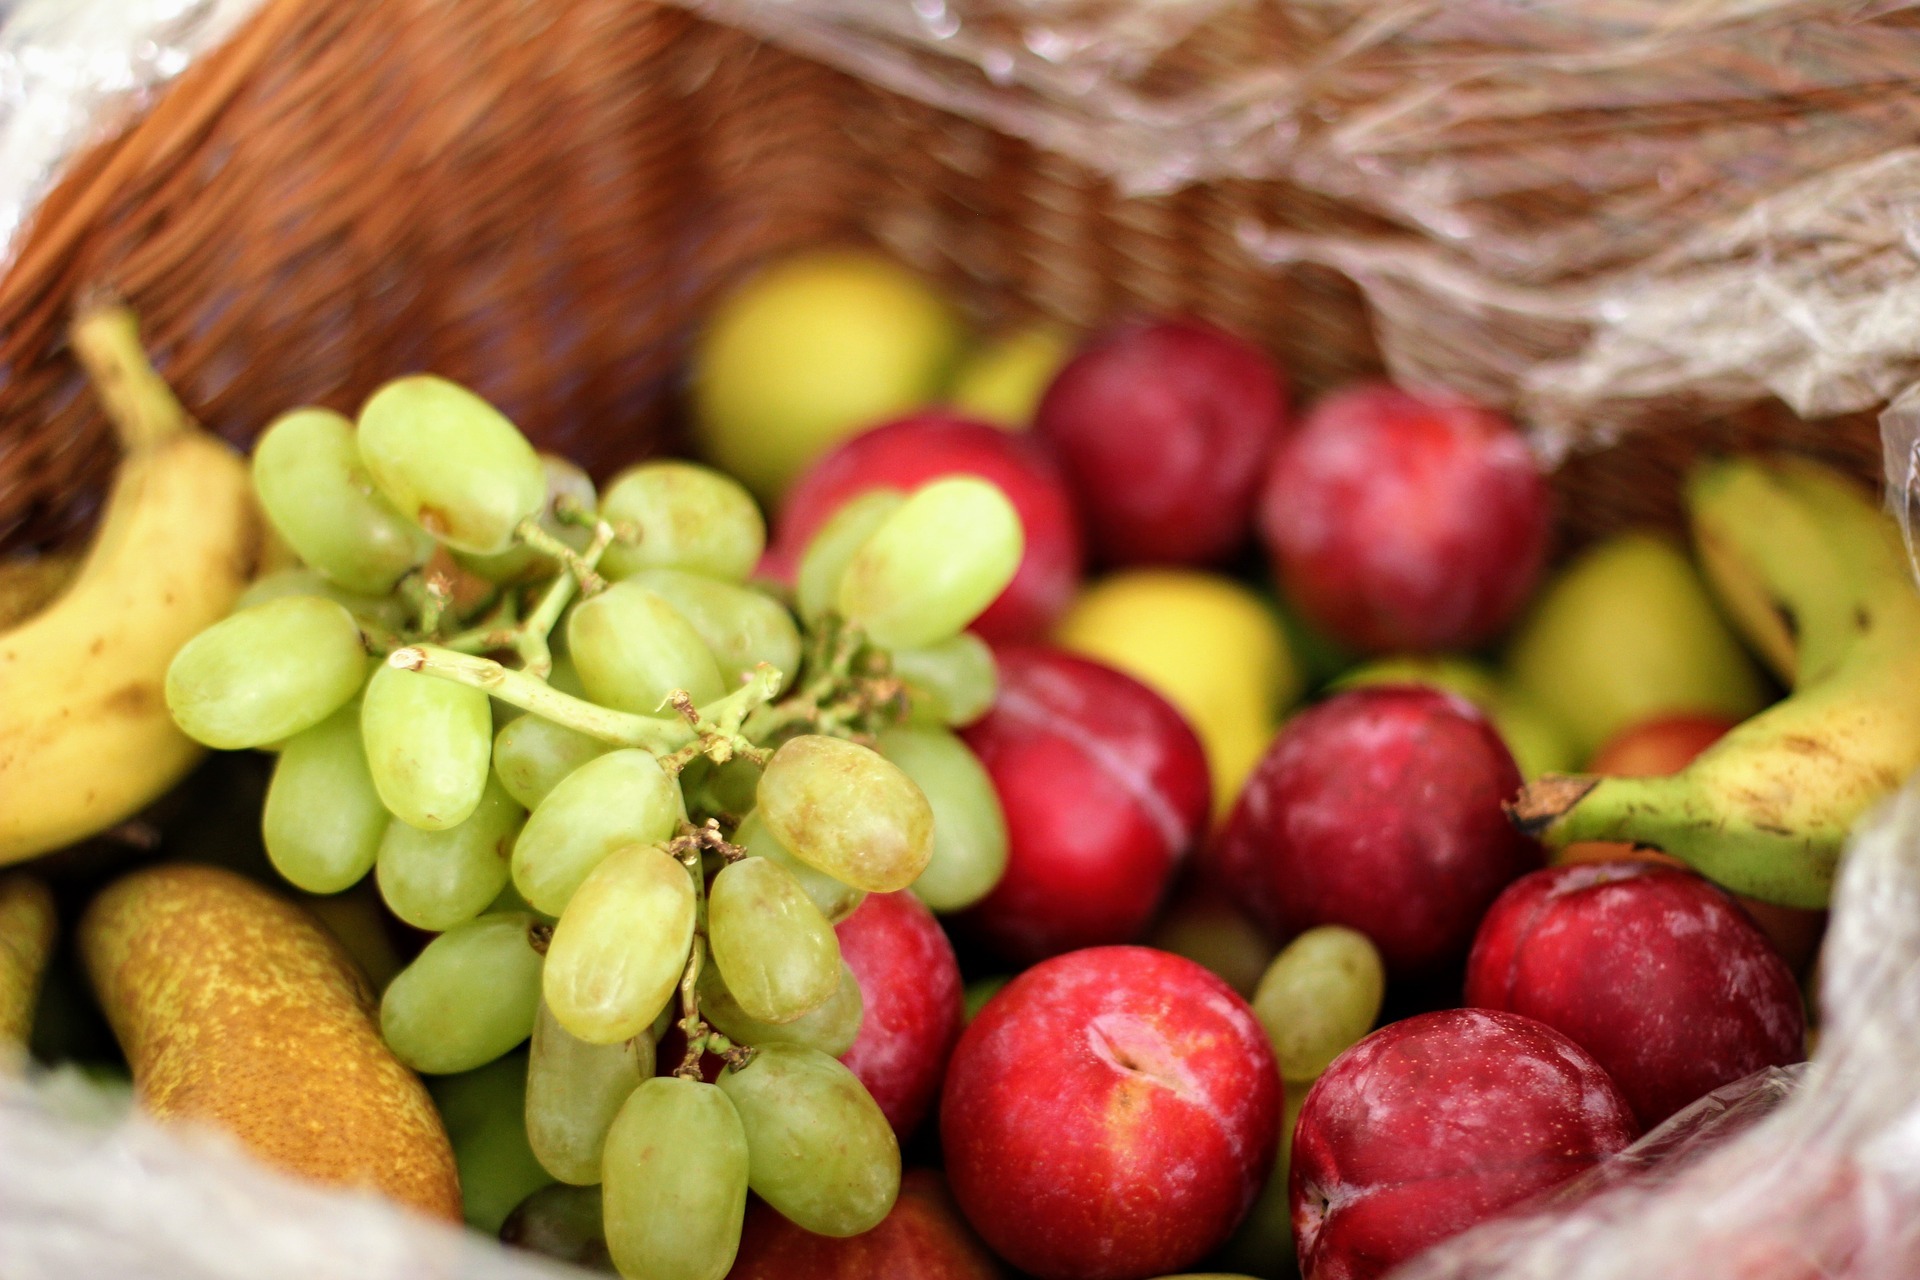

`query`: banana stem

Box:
[70,305,194,452]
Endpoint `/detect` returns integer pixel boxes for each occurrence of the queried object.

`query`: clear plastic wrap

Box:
[5,1,1920,1278]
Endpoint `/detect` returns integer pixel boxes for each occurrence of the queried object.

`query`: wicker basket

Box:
[0,0,1889,559]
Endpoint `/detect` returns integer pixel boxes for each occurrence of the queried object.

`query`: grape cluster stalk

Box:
[163,374,1024,1280]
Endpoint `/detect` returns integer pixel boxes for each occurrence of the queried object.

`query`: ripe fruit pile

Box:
[160,366,1025,1277]
[9,248,1920,1280]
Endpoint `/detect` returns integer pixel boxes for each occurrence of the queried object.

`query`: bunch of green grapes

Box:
[163,375,1021,1279]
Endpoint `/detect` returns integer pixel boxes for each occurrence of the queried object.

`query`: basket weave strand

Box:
[0,0,1886,556]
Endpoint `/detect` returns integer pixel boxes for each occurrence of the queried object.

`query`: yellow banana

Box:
[1509,456,1920,909]
[0,306,261,864]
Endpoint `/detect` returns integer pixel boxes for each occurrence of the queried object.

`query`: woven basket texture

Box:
[0,0,1886,557]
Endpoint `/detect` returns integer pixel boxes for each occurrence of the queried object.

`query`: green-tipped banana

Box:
[1509,456,1920,908]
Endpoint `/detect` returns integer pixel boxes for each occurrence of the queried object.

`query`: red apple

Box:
[1034,317,1289,567]
[727,1168,1006,1279]
[768,411,1084,640]
[1465,861,1806,1127]
[959,646,1211,964]
[1258,383,1550,654]
[836,891,965,1139]
[1560,713,1825,974]
[943,946,1280,1280]
[1291,1008,1639,1280]
[1212,685,1541,974]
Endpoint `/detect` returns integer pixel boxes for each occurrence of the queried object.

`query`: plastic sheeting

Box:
[3,1,1920,1278]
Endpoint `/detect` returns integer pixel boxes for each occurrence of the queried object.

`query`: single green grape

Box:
[756,735,933,893]
[732,810,864,924]
[526,998,653,1186]
[701,960,862,1056]
[361,660,493,830]
[234,567,411,632]
[620,568,800,695]
[455,454,598,583]
[375,775,525,931]
[837,477,1023,649]
[544,844,696,1044]
[602,1076,750,1280]
[794,489,903,623]
[512,749,681,917]
[1251,924,1387,1085]
[251,406,434,593]
[876,727,1007,913]
[493,713,608,810]
[707,857,842,1025]
[166,595,368,749]
[381,912,546,1074]
[428,1049,554,1234]
[567,581,726,715]
[549,654,588,698]
[499,1183,612,1268]
[262,701,386,894]
[682,757,764,825]
[357,375,547,555]
[599,461,766,583]
[717,1044,899,1238]
[890,633,998,727]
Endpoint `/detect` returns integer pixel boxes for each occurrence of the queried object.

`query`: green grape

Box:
[512,750,681,916]
[526,998,653,1186]
[599,460,765,583]
[166,595,367,749]
[707,857,842,1025]
[681,756,764,824]
[567,581,726,715]
[602,1076,749,1280]
[250,406,435,593]
[716,1044,899,1237]
[493,713,608,810]
[381,911,546,1074]
[488,878,548,920]
[550,654,588,698]
[544,844,696,1044]
[499,1183,612,1269]
[261,701,386,893]
[456,454,599,583]
[701,960,862,1056]
[756,735,933,893]
[891,633,997,727]
[375,775,526,931]
[1252,925,1386,1085]
[360,660,493,830]
[622,568,801,695]
[732,810,864,923]
[875,727,1007,913]
[235,567,411,632]
[428,1049,555,1234]
[795,489,903,623]
[357,375,547,555]
[837,477,1023,649]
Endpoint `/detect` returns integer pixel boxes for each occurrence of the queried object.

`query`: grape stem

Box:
[516,518,608,597]
[515,519,616,678]
[388,646,783,757]
[740,615,906,744]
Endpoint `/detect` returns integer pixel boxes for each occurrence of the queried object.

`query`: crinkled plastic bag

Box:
[7,1,1920,1278]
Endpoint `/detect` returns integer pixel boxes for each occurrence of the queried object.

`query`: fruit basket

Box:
[5,0,1920,1278]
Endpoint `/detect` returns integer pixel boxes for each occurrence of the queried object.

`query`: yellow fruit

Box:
[81,864,461,1218]
[1504,532,1767,756]
[0,874,55,1061]
[948,323,1074,429]
[1056,570,1300,816]
[693,250,965,501]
